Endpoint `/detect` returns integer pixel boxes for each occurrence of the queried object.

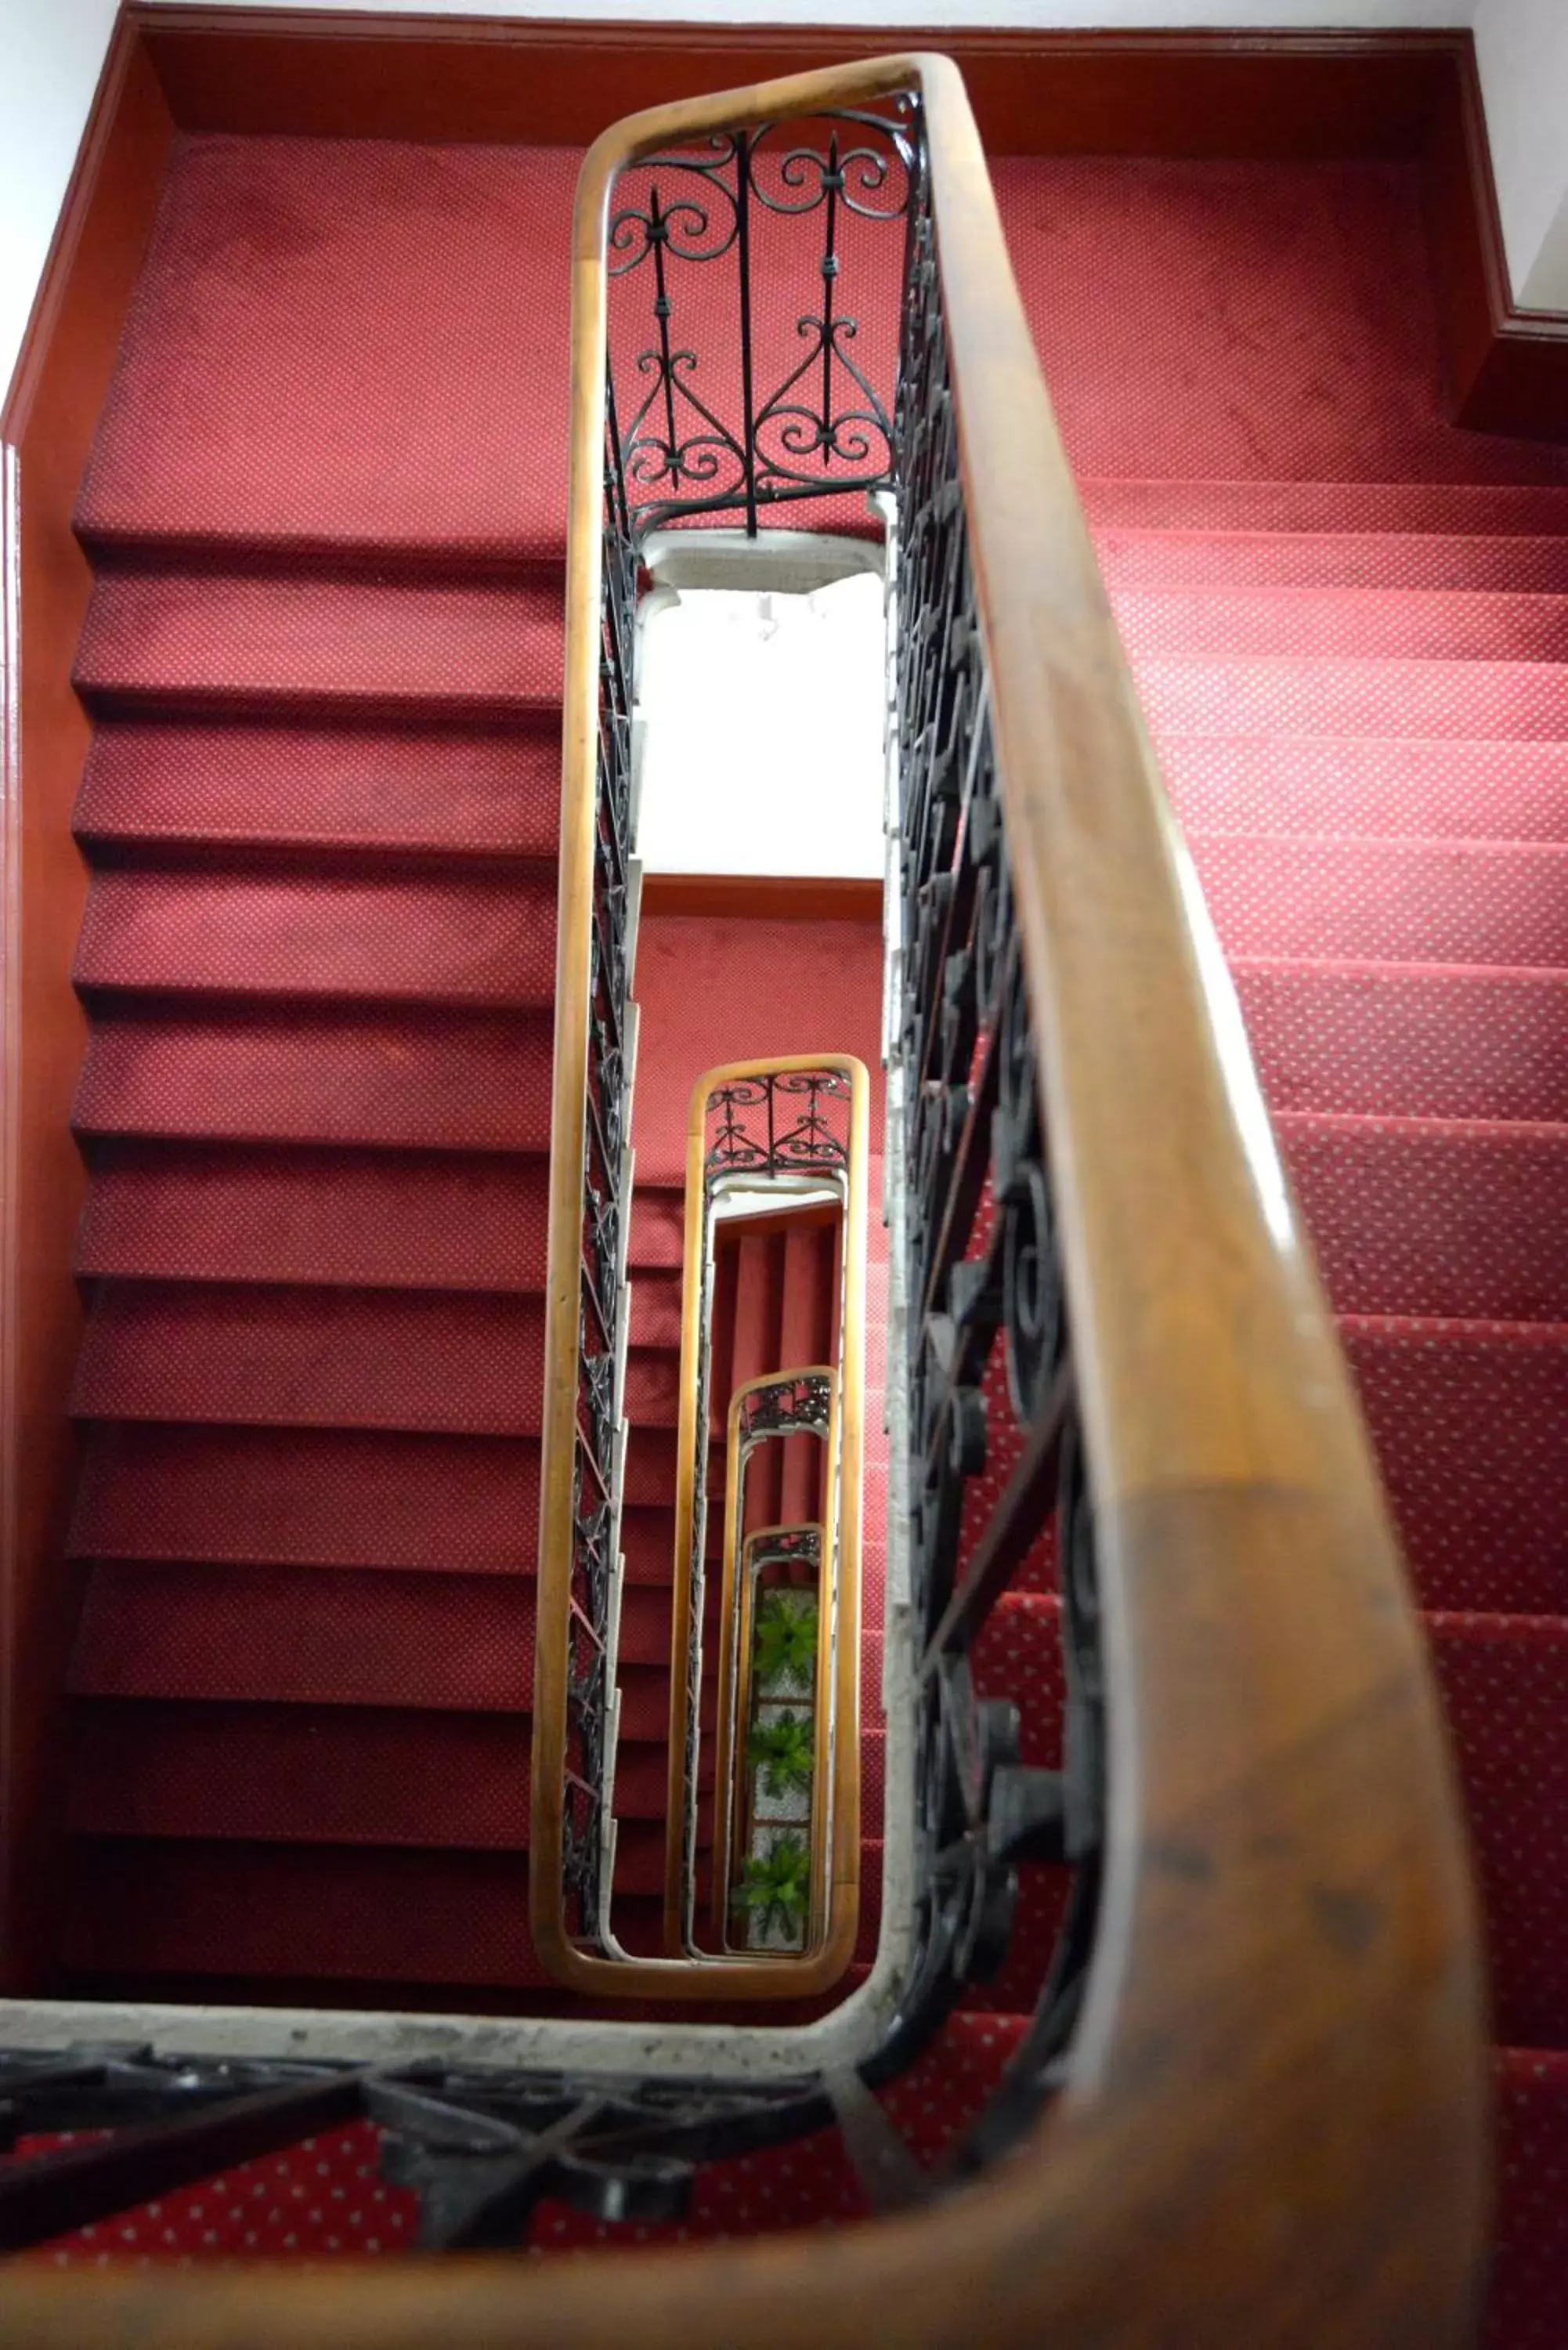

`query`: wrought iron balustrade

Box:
[606,107,916,537]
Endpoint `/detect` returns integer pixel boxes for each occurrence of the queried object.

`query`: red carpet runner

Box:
[33,131,1568,2342]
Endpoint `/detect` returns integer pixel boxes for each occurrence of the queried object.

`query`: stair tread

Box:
[75,568,565,719]
[74,138,579,562]
[1427,1615,1568,2049]
[1342,1318,1568,1618]
[1156,734,1568,846]
[65,1702,706,1846]
[69,1422,541,1571]
[67,1561,681,1708]
[70,1281,547,1434]
[1079,478,1568,537]
[1492,2048,1568,2349]
[1235,961,1568,1123]
[74,1004,555,1152]
[74,717,562,861]
[1134,654,1568,743]
[76,1142,552,1292]
[61,1840,558,1988]
[1191,834,1568,972]
[69,1564,538,1709]
[74,867,558,1007]
[1274,1115,1568,1322]
[1115,585,1568,663]
[1096,526,1568,594]
[67,1704,534,1848]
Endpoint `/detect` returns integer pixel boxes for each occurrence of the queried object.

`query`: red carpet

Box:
[32,126,1567,2339]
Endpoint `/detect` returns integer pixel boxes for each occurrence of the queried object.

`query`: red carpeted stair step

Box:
[623,1347,682,1430]
[69,1565,538,1709]
[1158,736,1568,844]
[1279,1115,1568,1321]
[1194,836,1568,968]
[1233,963,1568,1123]
[61,1842,555,1988]
[1097,526,1568,594]
[74,1003,555,1151]
[1342,1319,1567,1618]
[74,568,566,722]
[1136,656,1568,742]
[63,1709,705,1848]
[67,1704,533,1847]
[70,1282,546,1433]
[628,1269,685,1353]
[1080,478,1568,537]
[1490,2050,1568,2350]
[1115,587,1568,663]
[629,1186,686,1271]
[75,1143,551,1290]
[69,1423,540,1572]
[74,718,562,862]
[74,138,579,567]
[74,866,558,1006]
[67,1563,676,1708]
[1430,1615,1568,2050]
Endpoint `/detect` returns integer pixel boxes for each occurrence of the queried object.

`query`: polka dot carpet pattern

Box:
[23,2125,418,2265]
[36,121,1568,2330]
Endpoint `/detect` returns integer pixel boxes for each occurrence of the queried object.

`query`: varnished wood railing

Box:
[518,45,1488,2343]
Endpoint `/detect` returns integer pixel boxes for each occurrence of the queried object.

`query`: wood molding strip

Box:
[640,873,882,924]
[0,16,175,1991]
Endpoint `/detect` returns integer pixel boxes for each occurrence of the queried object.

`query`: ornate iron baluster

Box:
[885,126,1107,2116]
[607,108,916,536]
[556,377,640,1953]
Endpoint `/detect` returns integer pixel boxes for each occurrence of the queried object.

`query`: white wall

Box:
[0,0,119,407]
[1473,0,1568,309]
[637,579,887,879]
[16,0,1568,414]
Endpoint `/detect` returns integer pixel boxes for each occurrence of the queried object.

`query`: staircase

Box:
[60,133,583,2007]
[5,100,1565,2350]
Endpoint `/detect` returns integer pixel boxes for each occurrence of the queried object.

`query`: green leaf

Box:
[753,1591,819,1691]
[748,1711,815,1799]
[731,1833,811,1940]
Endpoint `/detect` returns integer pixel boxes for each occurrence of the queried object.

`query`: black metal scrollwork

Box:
[889,133,1104,2124]
[608,108,915,536]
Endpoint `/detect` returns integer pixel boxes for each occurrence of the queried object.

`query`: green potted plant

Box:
[748,1711,815,1810]
[753,1590,818,1694]
[732,1832,812,1948]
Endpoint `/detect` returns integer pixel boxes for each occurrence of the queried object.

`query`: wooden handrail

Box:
[514,44,1488,2336]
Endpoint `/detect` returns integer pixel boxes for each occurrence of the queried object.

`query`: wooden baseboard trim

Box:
[641,873,883,924]
[129,13,1460,157]
[0,14,175,1990]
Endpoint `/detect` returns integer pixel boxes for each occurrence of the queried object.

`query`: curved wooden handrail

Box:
[519,46,1486,2335]
[8,47,1479,2350]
